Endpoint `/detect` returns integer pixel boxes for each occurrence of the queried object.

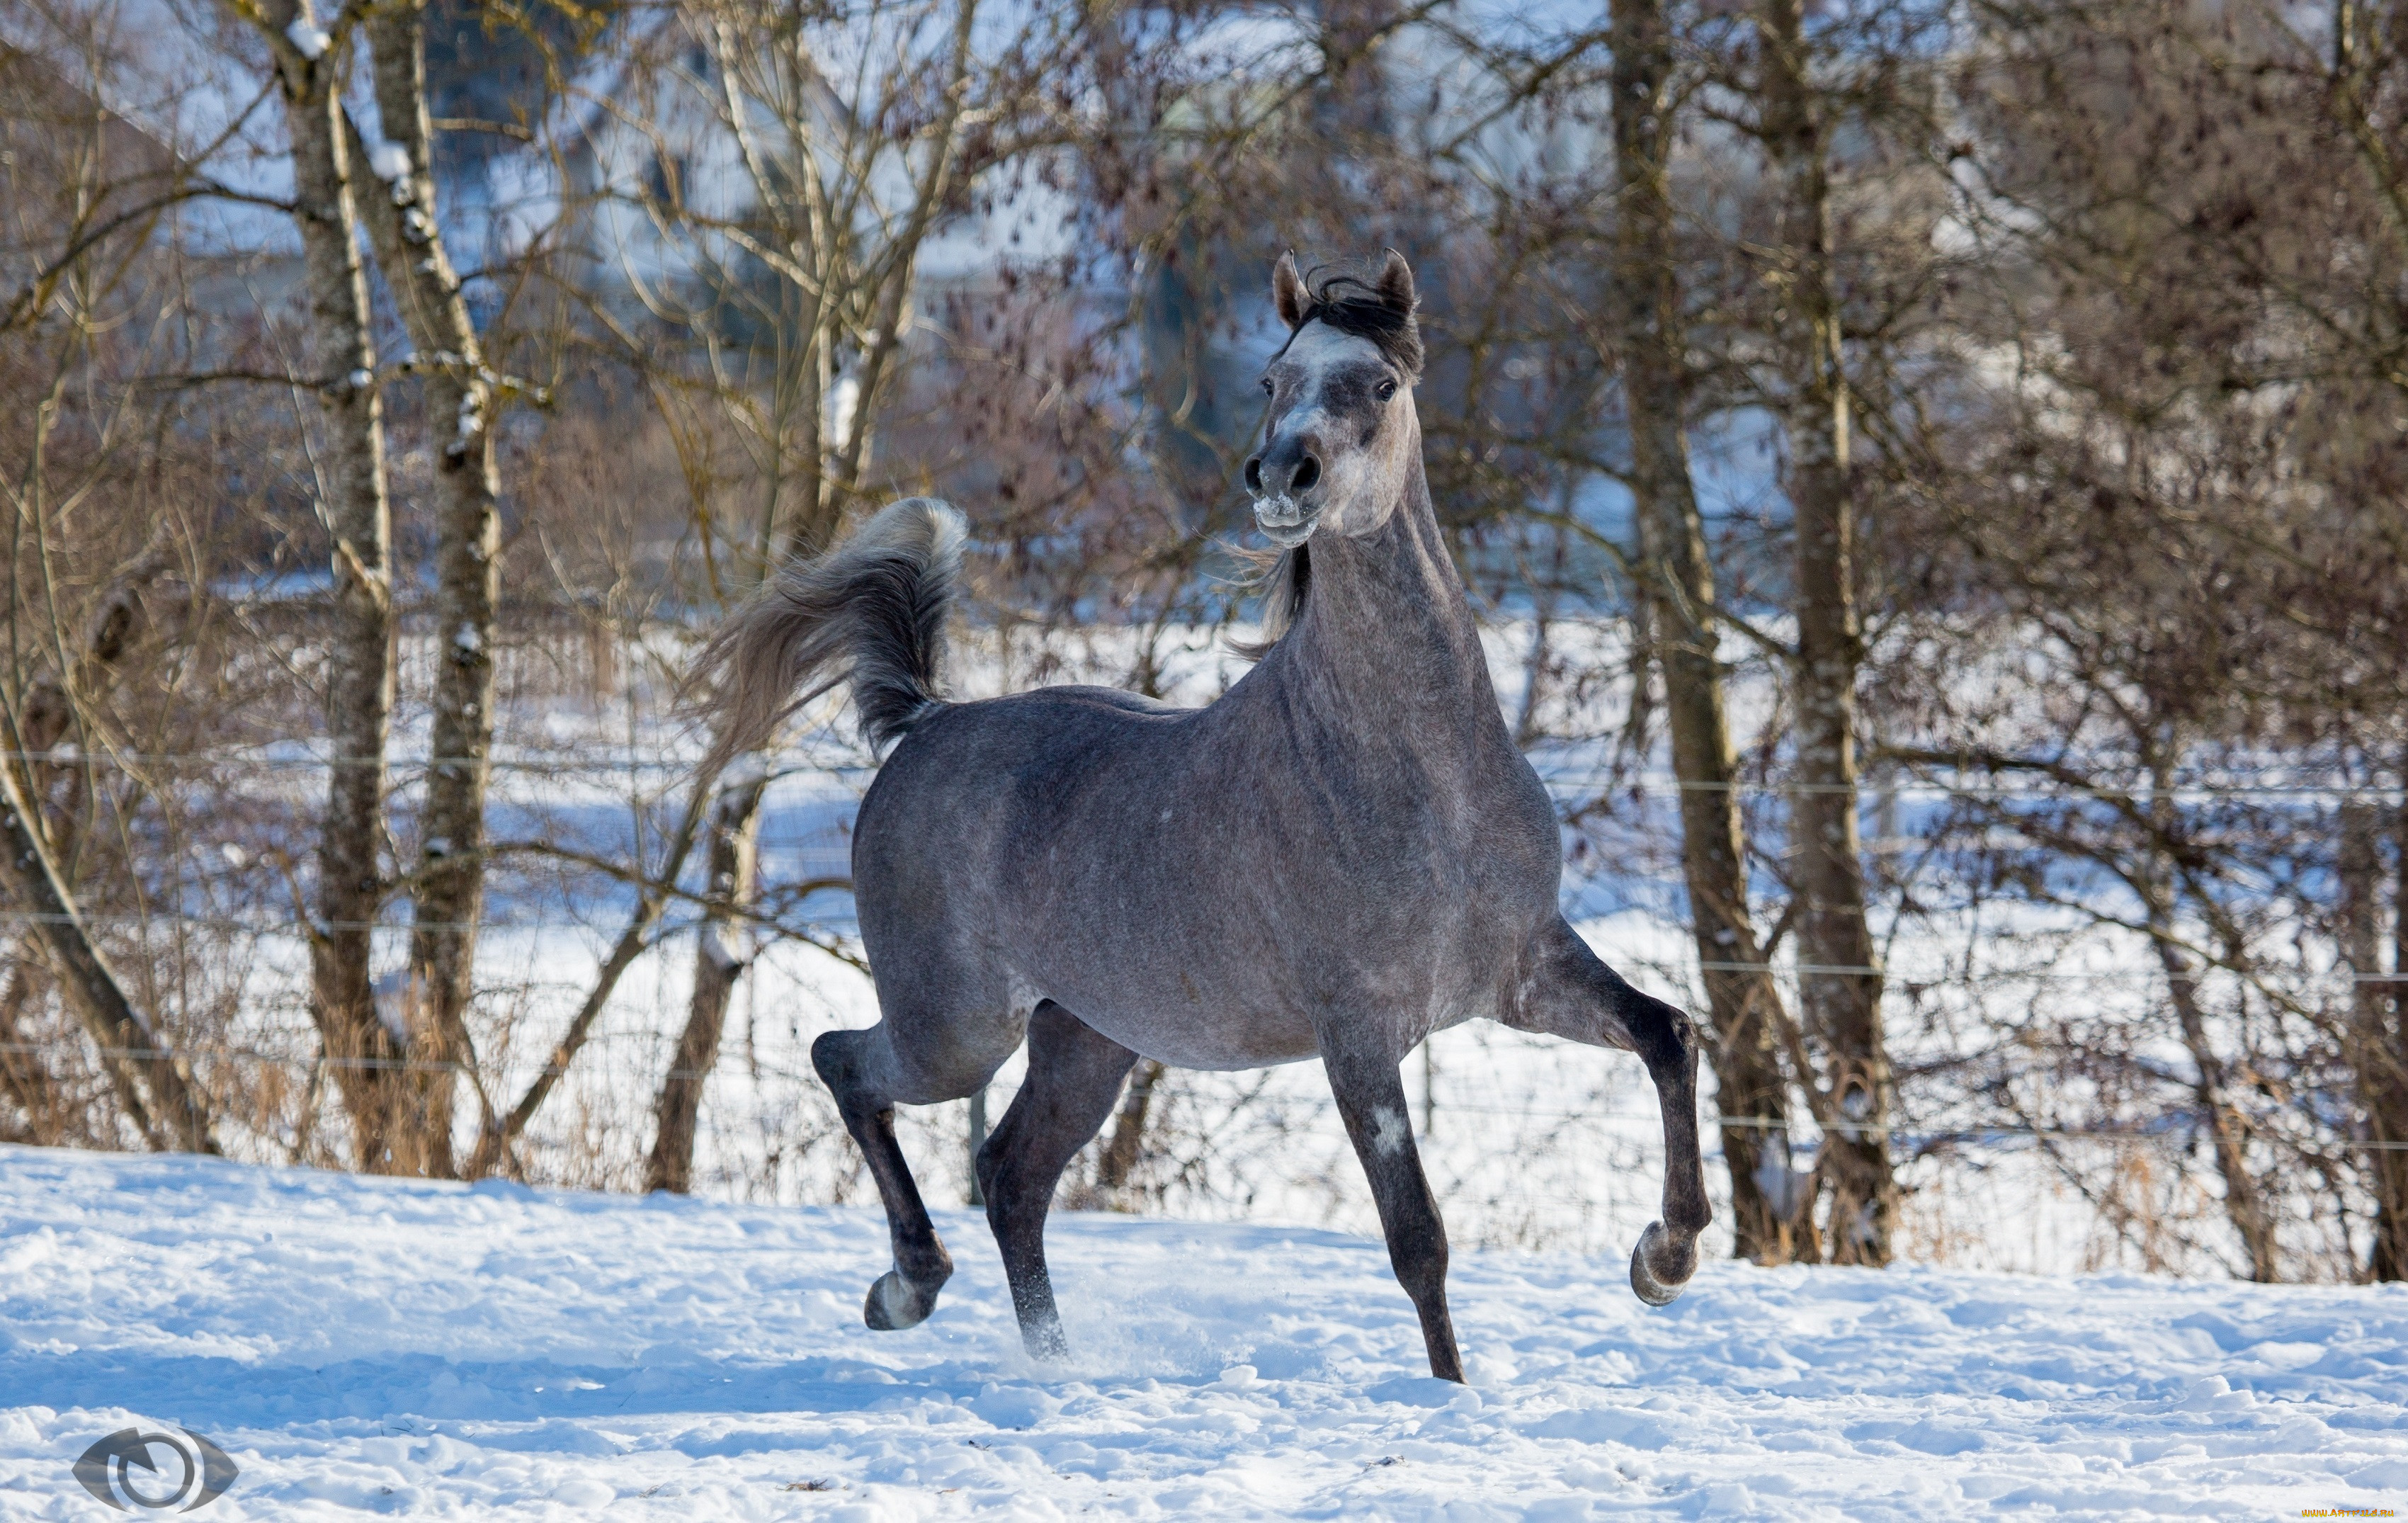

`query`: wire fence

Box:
[5,904,2395,983]
[0,630,2397,1280]
[8,746,2406,800]
[19,1036,2408,1151]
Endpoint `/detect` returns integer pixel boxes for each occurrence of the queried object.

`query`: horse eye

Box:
[1377,378,1397,400]
[1261,378,1274,395]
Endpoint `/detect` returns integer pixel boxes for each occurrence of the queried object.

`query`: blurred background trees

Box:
[0,0,2402,1284]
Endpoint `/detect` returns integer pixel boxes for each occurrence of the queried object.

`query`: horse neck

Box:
[1278,458,1504,741]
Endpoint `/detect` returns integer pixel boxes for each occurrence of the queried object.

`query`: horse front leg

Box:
[1506,917,1713,1306]
[1321,1039,1466,1382]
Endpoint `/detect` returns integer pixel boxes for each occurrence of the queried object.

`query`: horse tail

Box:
[692,497,967,773]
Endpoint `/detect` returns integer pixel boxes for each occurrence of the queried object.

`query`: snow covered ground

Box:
[3,1147,2404,1519]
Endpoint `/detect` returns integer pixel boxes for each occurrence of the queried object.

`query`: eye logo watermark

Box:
[72,1427,238,1512]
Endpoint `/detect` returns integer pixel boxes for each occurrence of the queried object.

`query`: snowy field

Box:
[3,1147,2404,1519]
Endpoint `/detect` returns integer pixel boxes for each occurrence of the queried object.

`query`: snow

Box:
[367,142,412,183]
[4,1147,2406,1519]
[282,18,329,60]
[368,970,410,1044]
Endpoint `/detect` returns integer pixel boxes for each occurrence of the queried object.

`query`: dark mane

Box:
[1229,542,1310,660]
[1281,260,1424,377]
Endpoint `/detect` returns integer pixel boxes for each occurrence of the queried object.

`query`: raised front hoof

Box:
[1628,1221,1696,1308]
[863,1267,948,1331]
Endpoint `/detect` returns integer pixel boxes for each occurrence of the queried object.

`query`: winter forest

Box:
[1,0,2404,1291]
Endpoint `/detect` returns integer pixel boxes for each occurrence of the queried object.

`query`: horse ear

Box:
[1373,248,1416,315]
[1273,251,1307,329]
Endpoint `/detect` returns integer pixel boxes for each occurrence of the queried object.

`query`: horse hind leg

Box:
[975,1002,1139,1360]
[813,1023,961,1331]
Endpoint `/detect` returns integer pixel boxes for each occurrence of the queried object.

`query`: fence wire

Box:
[5,749,2405,798]
[1,721,2400,1276]
[15,1034,2408,1150]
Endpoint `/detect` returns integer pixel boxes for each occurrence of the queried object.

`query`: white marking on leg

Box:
[1372,1106,1409,1158]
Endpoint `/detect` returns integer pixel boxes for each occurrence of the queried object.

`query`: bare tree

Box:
[212,0,419,1169]
[0,35,220,1153]
[594,0,1014,1191]
[345,0,514,1174]
[1747,0,1897,1264]
[1607,0,1802,1262]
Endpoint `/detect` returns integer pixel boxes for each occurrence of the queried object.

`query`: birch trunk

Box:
[1756,0,1895,1264]
[2347,794,2408,1280]
[1610,0,1802,1263]
[263,4,411,1170]
[646,771,765,1194]
[356,2,502,1177]
[2387,791,2408,1280]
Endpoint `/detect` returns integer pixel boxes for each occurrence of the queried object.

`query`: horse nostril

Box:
[1290,455,1321,493]
[1243,456,1263,493]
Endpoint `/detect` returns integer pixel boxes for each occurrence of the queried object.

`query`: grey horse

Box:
[697,250,1710,1382]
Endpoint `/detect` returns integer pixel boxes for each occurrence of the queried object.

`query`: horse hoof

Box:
[1629,1221,1693,1308]
[863,1269,939,1330]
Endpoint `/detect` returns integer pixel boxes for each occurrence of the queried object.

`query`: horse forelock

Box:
[1270,262,1423,378]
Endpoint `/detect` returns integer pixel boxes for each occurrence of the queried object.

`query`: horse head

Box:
[1244,249,1425,548]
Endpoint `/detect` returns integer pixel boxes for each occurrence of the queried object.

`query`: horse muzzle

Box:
[1251,494,1321,546]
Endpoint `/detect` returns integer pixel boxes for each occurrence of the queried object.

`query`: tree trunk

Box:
[1514,514,1568,747]
[1091,1058,1165,1205]
[0,959,41,1136]
[0,758,215,1151]
[768,312,829,565]
[645,771,766,1194]
[1142,232,1233,531]
[357,2,504,1177]
[263,6,411,1172]
[2158,932,2279,1281]
[1609,0,1802,1264]
[0,959,63,1143]
[1756,0,1895,1266]
[2351,792,2408,1280]
[2145,858,2278,1281]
